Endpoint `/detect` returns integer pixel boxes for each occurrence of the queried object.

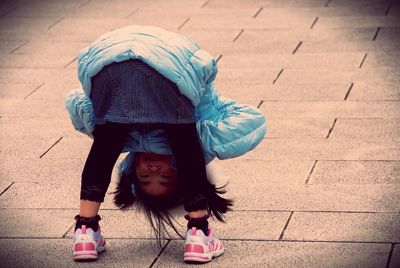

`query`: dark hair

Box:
[112,164,233,247]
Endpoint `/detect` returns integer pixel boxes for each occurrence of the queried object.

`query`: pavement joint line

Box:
[201,0,209,8]
[232,29,244,42]
[79,0,92,8]
[126,8,140,18]
[326,118,337,139]
[292,41,302,54]
[385,3,392,16]
[1,237,397,244]
[48,17,64,30]
[0,182,15,197]
[272,68,284,84]
[386,243,396,268]
[23,82,45,100]
[0,6,17,17]
[62,222,75,239]
[305,160,318,184]
[359,53,368,68]
[310,17,319,29]
[257,100,264,108]
[39,136,63,158]
[372,27,381,41]
[216,54,223,62]
[149,239,171,268]
[344,82,353,101]
[324,0,331,7]
[177,17,190,30]
[9,40,29,54]
[253,7,263,18]
[64,56,78,68]
[278,211,293,240]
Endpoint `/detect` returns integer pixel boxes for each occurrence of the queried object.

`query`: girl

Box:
[66,25,266,263]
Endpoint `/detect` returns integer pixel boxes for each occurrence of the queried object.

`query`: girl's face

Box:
[134,152,178,197]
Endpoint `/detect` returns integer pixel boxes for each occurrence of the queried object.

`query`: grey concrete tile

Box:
[4,2,82,18]
[69,0,142,18]
[316,16,400,29]
[261,0,327,8]
[73,210,291,241]
[0,53,75,68]
[228,182,400,212]
[330,118,400,140]
[157,240,390,267]
[248,138,400,160]
[0,181,13,194]
[390,244,400,268]
[216,82,350,101]
[0,68,76,85]
[376,27,400,41]
[300,39,400,53]
[0,82,43,99]
[0,238,159,268]
[354,67,400,84]
[216,68,282,85]
[278,68,355,84]
[0,181,81,209]
[329,0,392,7]
[267,118,334,139]
[0,40,27,53]
[12,40,89,56]
[38,133,92,160]
[284,212,400,242]
[307,27,376,41]
[211,159,316,184]
[348,82,400,101]
[259,101,400,119]
[258,6,389,17]
[310,160,400,184]
[363,52,400,68]
[0,209,73,238]
[249,14,316,29]
[0,17,61,36]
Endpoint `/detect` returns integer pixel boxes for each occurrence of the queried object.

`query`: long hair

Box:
[112,163,233,247]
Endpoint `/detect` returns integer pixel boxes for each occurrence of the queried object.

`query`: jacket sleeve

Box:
[65,88,95,138]
[196,85,267,162]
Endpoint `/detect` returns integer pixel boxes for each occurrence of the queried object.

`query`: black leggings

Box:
[81,122,208,208]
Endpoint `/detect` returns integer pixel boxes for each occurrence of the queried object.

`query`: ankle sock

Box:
[185,214,210,236]
[74,214,101,232]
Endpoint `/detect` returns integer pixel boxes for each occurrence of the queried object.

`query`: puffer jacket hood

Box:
[66,25,266,168]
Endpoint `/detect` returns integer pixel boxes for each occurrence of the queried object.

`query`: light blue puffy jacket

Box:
[65,25,266,170]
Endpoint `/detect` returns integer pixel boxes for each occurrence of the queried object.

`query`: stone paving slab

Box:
[156,240,390,267]
[299,40,400,53]
[376,27,400,42]
[216,83,350,101]
[330,118,400,140]
[316,16,400,29]
[216,68,282,85]
[0,238,160,268]
[348,82,400,101]
[283,211,400,242]
[0,82,43,98]
[363,52,400,68]
[257,5,390,16]
[0,40,27,53]
[211,159,315,184]
[0,53,74,68]
[265,118,334,139]
[390,245,400,268]
[248,139,400,161]
[220,52,365,69]
[260,101,400,119]
[65,210,291,241]
[228,182,400,212]
[0,209,73,238]
[310,160,400,184]
[11,40,89,57]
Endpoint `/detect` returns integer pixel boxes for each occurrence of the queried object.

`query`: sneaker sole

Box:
[73,243,106,261]
[184,249,224,263]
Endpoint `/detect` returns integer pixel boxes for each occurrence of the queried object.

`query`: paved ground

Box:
[0,0,399,267]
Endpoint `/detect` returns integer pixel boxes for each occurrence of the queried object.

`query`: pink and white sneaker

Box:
[73,225,106,261]
[184,227,224,263]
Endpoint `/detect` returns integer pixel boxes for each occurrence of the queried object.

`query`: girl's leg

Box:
[79,122,131,219]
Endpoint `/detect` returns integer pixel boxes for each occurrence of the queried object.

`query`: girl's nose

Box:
[148,165,161,171]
